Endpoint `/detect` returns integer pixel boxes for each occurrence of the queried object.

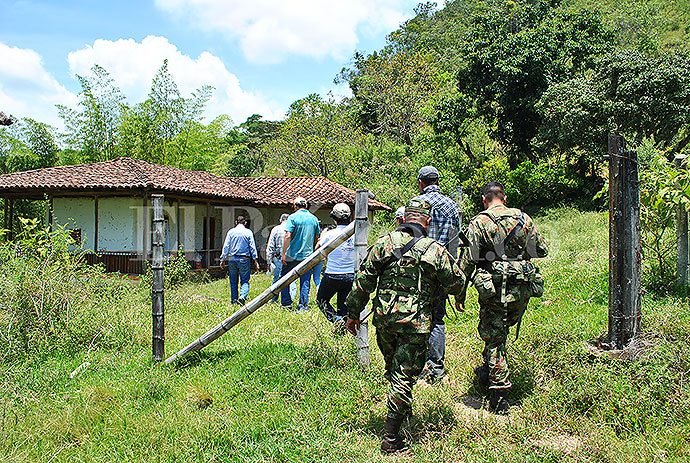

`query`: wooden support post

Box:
[608,133,642,350]
[152,194,165,362]
[8,198,13,240]
[176,199,181,252]
[354,189,370,367]
[47,195,53,233]
[206,201,211,268]
[143,195,149,264]
[94,196,99,252]
[675,154,689,286]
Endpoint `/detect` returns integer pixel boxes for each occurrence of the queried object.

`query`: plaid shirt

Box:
[415,185,461,247]
[266,222,286,260]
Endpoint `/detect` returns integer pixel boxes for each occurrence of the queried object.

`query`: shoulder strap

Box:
[382,235,423,270]
[503,213,525,249]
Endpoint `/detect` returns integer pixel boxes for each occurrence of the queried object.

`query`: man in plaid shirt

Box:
[414,165,461,383]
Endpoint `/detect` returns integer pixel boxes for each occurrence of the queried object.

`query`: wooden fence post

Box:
[607,133,642,350]
[152,194,165,362]
[675,154,689,286]
[354,190,370,367]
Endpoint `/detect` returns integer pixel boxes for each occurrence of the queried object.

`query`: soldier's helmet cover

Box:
[405,198,431,217]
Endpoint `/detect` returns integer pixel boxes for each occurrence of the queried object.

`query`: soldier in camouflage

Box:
[346,198,465,454]
[459,181,548,414]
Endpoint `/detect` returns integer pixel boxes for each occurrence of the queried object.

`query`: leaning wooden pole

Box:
[354,190,370,366]
[165,222,356,364]
[152,194,165,362]
[608,133,642,349]
[675,154,689,286]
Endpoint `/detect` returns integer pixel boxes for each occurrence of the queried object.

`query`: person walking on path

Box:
[266,213,296,302]
[346,198,465,454]
[220,216,259,305]
[280,197,321,311]
[315,203,355,331]
[459,181,548,414]
[414,165,461,383]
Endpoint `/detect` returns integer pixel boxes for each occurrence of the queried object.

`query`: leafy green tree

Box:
[0,118,58,173]
[57,64,126,162]
[265,94,361,177]
[538,49,690,162]
[338,50,438,145]
[456,3,614,166]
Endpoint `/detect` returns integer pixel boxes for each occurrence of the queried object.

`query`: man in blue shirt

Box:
[220,216,259,305]
[280,196,321,311]
[414,166,462,383]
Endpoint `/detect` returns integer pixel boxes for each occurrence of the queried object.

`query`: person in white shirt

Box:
[315,203,355,331]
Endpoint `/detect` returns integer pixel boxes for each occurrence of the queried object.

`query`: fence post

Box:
[675,154,689,286]
[607,133,642,350]
[152,194,165,362]
[354,190,370,367]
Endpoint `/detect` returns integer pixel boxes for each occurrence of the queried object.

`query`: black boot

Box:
[474,364,489,388]
[488,389,510,415]
[380,412,409,454]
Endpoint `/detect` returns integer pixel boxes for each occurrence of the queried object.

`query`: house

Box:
[0,157,390,273]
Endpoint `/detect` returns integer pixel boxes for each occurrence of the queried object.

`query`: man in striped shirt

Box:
[414,165,461,383]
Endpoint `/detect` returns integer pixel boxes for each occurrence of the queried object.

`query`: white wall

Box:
[98,196,140,251]
[52,197,95,250]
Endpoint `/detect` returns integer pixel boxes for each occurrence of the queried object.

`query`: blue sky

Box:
[0,0,422,128]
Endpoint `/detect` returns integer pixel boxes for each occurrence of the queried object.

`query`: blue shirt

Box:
[284,209,321,260]
[220,224,258,260]
[415,185,461,246]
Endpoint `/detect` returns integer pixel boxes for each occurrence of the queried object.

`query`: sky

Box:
[0,0,422,129]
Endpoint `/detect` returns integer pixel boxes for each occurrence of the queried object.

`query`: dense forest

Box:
[1,0,690,279]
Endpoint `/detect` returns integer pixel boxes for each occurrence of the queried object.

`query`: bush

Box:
[139,246,192,290]
[462,156,592,214]
[0,218,140,362]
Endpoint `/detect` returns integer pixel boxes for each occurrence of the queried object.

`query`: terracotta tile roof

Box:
[232,176,390,210]
[0,157,391,210]
[0,157,254,200]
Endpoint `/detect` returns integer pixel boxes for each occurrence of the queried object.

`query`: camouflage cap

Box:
[405,198,431,216]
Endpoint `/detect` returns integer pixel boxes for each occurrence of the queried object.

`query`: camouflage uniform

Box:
[460,204,548,390]
[347,217,465,417]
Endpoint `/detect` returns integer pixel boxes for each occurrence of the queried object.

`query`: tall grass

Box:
[1,208,688,462]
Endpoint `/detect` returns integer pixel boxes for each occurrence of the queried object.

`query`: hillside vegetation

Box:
[1,208,688,462]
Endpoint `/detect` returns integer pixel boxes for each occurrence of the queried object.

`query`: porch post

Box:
[48,195,53,233]
[94,195,99,252]
[206,201,211,268]
[143,195,149,266]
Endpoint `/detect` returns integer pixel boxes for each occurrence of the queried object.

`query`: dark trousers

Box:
[316,273,354,322]
[425,297,447,377]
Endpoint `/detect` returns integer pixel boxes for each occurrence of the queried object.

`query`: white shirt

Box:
[318,225,355,274]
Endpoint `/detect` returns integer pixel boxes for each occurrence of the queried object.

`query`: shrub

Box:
[0,218,140,362]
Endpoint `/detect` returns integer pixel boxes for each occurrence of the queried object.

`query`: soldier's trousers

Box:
[478,298,529,390]
[376,330,428,416]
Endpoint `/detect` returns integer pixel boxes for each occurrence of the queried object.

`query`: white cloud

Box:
[0,42,78,127]
[154,0,417,63]
[68,36,285,124]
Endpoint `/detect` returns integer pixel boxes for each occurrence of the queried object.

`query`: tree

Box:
[118,60,213,168]
[338,50,439,145]
[265,94,362,177]
[456,3,614,166]
[538,50,690,162]
[0,118,58,173]
[57,64,126,162]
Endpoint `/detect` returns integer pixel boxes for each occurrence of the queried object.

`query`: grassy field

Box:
[1,208,689,462]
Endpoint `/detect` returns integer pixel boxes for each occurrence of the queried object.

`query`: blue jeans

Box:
[272,257,296,302]
[228,257,251,303]
[312,261,323,289]
[280,259,313,310]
